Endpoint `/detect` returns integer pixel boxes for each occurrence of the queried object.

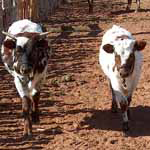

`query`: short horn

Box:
[2,31,17,41]
[39,32,51,38]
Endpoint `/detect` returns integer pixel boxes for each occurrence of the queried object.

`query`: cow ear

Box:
[103,44,114,53]
[134,40,146,51]
[3,39,16,49]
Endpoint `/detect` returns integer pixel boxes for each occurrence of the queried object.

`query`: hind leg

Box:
[126,0,132,11]
[135,0,140,12]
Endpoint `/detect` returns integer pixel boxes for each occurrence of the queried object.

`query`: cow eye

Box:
[16,46,25,53]
[130,53,134,58]
[128,53,135,62]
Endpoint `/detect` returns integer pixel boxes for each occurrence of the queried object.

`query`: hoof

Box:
[111,108,118,113]
[122,122,129,132]
[127,109,131,120]
[111,105,118,113]
[32,112,40,124]
[126,7,130,11]
[32,117,40,124]
[22,133,32,140]
[135,8,140,13]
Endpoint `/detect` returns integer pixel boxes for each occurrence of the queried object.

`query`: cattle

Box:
[126,0,140,12]
[99,25,146,131]
[1,19,50,138]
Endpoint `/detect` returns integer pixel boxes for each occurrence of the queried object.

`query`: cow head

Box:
[103,38,146,78]
[2,31,50,76]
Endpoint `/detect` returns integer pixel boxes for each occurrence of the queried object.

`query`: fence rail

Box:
[0,0,62,44]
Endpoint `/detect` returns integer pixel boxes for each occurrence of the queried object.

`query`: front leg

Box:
[31,89,40,124]
[127,95,132,120]
[110,82,118,113]
[22,96,32,137]
[14,77,32,137]
[120,99,129,131]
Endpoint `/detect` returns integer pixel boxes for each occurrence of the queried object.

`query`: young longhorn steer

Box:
[126,0,141,12]
[1,19,50,138]
[99,25,146,131]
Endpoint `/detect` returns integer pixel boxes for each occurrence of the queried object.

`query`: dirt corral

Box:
[1,0,150,149]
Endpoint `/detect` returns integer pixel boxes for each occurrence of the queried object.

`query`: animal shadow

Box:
[81,105,150,137]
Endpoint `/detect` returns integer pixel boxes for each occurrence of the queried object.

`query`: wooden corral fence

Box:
[0,0,63,44]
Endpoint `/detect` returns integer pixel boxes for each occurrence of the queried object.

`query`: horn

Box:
[2,31,17,41]
[39,32,51,38]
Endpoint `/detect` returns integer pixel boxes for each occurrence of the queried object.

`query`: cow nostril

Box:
[21,67,26,74]
[20,64,31,75]
[119,69,129,78]
[120,72,123,77]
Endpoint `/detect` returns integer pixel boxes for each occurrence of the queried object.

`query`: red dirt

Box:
[1,0,150,149]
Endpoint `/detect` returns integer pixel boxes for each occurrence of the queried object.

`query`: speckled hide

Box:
[1,19,50,138]
[99,25,146,131]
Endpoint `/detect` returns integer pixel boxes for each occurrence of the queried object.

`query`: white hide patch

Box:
[102,25,134,46]
[113,38,135,65]
[16,37,29,47]
[14,76,29,98]
[8,19,42,35]
[14,67,47,98]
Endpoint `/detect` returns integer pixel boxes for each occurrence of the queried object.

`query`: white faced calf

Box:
[1,19,50,138]
[99,25,146,131]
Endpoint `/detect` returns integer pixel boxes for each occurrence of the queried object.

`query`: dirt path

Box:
[1,0,150,149]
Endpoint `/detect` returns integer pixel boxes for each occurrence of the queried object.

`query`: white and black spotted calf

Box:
[126,0,141,12]
[1,19,50,138]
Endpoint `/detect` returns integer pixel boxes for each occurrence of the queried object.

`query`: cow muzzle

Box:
[119,67,129,78]
[20,64,32,75]
[119,64,133,78]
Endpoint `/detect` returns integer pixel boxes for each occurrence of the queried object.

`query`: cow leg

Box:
[14,77,32,138]
[126,0,132,11]
[110,82,118,113]
[22,96,32,137]
[127,96,132,120]
[120,101,129,131]
[31,90,40,124]
[135,0,140,12]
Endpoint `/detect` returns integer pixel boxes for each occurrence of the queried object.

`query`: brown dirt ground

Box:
[1,0,150,149]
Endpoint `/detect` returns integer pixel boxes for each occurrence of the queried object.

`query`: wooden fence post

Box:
[29,0,38,22]
[0,0,3,44]
[17,0,38,22]
[0,0,62,34]
[1,0,17,30]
